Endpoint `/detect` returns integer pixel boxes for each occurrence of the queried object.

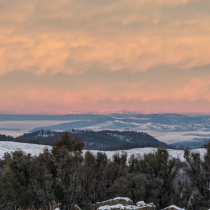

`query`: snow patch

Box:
[98,204,138,210]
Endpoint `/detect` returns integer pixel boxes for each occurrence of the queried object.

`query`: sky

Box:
[0,0,210,114]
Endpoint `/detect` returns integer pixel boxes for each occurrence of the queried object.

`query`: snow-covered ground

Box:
[0,141,206,162]
[0,141,51,158]
[88,147,206,162]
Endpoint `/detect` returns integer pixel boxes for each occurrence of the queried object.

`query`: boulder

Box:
[162,205,185,210]
[136,201,155,210]
[93,197,134,210]
[98,204,140,210]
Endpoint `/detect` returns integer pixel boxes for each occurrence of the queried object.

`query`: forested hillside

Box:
[0,130,169,150]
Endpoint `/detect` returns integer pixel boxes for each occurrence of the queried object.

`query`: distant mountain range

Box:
[1,114,210,148]
[22,113,210,132]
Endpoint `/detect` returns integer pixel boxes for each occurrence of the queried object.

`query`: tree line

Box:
[0,132,210,210]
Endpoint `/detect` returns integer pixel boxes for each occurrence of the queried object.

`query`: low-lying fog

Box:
[145,131,210,144]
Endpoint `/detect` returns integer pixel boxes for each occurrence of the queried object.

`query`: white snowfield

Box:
[87,148,206,162]
[0,141,207,161]
[0,141,51,158]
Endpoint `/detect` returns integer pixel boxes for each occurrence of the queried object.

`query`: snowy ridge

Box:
[0,141,206,161]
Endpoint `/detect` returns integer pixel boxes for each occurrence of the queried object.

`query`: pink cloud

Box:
[0,0,210,114]
[1,75,210,114]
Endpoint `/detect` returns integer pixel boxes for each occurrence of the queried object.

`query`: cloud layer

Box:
[0,0,210,114]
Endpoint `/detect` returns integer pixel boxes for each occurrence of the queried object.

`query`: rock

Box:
[162,205,185,210]
[136,201,155,210]
[93,198,156,210]
[98,204,140,210]
[93,197,134,210]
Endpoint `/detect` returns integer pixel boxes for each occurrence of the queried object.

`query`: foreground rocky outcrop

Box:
[92,197,134,210]
[92,197,155,210]
[91,197,185,210]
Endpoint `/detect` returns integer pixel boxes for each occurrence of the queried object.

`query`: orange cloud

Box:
[1,0,210,114]
[0,0,210,76]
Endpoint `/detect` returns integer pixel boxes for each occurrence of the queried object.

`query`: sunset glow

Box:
[1,0,210,114]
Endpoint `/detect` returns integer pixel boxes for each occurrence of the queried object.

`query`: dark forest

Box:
[0,133,210,210]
